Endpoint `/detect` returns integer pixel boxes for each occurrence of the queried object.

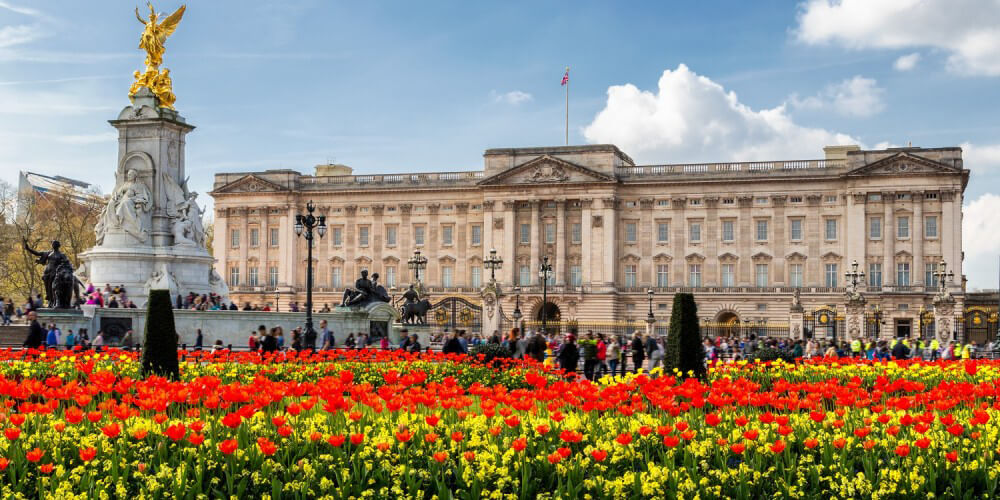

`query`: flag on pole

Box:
[561,67,569,86]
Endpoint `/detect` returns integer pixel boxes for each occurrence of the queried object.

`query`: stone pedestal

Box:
[845,297,866,341]
[933,295,957,343]
[789,290,804,339]
[79,88,223,307]
[480,283,501,338]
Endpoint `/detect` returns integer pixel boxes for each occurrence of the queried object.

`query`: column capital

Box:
[483,200,496,211]
[502,200,518,210]
[703,197,719,208]
[600,197,618,209]
[344,205,358,216]
[428,203,441,214]
[852,193,867,203]
[770,195,787,207]
[455,202,469,214]
[578,198,594,208]
[639,197,655,209]
[529,200,541,208]
[940,190,956,202]
[371,204,385,215]
[399,203,412,214]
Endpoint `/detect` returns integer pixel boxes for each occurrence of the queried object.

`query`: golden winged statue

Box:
[129,3,185,109]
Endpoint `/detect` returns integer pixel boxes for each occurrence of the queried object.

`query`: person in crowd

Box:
[606,337,621,376]
[405,333,421,353]
[791,339,804,358]
[107,296,119,308]
[357,333,368,349]
[261,328,279,353]
[595,333,608,377]
[65,329,76,349]
[194,329,204,350]
[891,338,910,359]
[45,323,61,349]
[249,326,262,351]
[442,330,467,355]
[289,302,300,312]
[344,333,356,349]
[823,341,838,358]
[704,339,717,363]
[557,333,580,375]
[1,298,10,326]
[210,340,224,354]
[291,327,303,351]
[630,332,645,373]
[304,324,317,352]
[276,327,286,350]
[398,330,410,351]
[121,329,134,350]
[23,311,44,349]
[647,334,664,370]
[92,330,105,351]
[77,329,89,348]
[379,335,389,350]
[320,304,331,313]
[319,320,334,350]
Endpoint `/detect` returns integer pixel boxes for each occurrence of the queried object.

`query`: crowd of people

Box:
[20,310,132,350]
[701,334,993,362]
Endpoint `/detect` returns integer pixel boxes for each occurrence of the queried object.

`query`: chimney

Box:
[823,145,861,161]
[314,164,353,176]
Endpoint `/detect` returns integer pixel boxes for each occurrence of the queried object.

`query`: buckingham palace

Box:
[210,143,969,339]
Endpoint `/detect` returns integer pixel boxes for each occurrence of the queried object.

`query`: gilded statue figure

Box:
[130,3,185,109]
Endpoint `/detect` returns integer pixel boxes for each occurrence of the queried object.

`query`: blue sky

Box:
[1,0,998,288]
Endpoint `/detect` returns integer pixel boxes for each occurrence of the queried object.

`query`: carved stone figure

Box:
[23,240,76,308]
[790,288,803,313]
[144,262,178,296]
[209,268,230,299]
[132,3,185,109]
[96,169,152,244]
[401,284,431,324]
[527,163,569,183]
[161,172,206,248]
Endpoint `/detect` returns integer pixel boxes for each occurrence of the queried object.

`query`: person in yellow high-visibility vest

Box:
[918,339,927,360]
[953,343,962,359]
[962,343,973,359]
[930,338,940,361]
[850,339,862,357]
[890,339,898,349]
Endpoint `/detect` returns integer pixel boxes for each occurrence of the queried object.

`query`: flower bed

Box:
[0,349,999,498]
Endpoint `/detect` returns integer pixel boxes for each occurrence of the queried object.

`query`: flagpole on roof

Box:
[565,66,570,146]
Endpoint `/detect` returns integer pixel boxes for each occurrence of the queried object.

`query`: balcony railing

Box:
[299,170,484,189]
[228,284,952,296]
[617,159,846,178]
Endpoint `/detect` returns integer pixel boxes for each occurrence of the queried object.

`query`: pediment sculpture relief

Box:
[526,163,570,183]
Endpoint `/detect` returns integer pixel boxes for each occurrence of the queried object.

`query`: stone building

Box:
[210,144,969,339]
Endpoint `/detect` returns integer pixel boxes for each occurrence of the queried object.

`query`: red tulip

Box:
[615,433,633,446]
[512,437,527,452]
[946,450,958,462]
[895,444,910,457]
[769,439,786,453]
[451,431,464,443]
[101,423,121,439]
[730,443,746,455]
[78,447,97,462]
[463,451,476,462]
[257,437,277,456]
[26,447,44,462]
[4,427,19,441]
[218,439,238,455]
[350,433,364,446]
[804,438,819,449]
[591,449,608,462]
[432,451,448,463]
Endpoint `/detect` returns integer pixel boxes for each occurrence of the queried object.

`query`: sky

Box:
[1,0,998,289]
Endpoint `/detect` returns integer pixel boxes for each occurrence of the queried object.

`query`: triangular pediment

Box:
[477,155,616,186]
[846,152,960,177]
[213,174,288,194]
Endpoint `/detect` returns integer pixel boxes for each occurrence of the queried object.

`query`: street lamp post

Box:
[408,250,428,290]
[933,259,954,294]
[274,290,279,312]
[512,286,522,331]
[646,288,655,335]
[539,256,553,335]
[483,248,503,285]
[845,259,865,294]
[294,201,326,345]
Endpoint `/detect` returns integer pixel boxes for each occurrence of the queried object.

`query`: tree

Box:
[141,289,180,379]
[663,293,706,379]
[202,211,214,256]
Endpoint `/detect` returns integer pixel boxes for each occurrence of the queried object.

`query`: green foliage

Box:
[664,293,706,378]
[470,342,512,365]
[141,289,180,379]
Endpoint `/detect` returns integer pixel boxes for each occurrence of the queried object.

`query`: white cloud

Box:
[894,52,921,71]
[795,0,1000,76]
[962,142,1000,172]
[492,90,533,105]
[964,193,1000,290]
[0,24,41,48]
[789,76,885,117]
[583,64,857,163]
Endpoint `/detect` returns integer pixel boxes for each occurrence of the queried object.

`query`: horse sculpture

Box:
[401,298,431,324]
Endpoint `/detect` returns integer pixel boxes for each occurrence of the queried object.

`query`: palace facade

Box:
[210,144,969,338]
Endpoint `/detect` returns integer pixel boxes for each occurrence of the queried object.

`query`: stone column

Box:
[846,193,866,282]
[260,206,270,288]
[343,205,358,285]
[399,204,412,280]
[214,208,228,280]
[945,190,962,279]
[703,197,719,286]
[372,204,384,278]
[912,192,924,286]
[640,198,655,285]
[581,199,593,285]
[278,206,290,289]
[738,196,753,284]
[456,203,469,285]
[503,201,517,285]
[845,296,866,341]
[483,200,495,257]
[933,294,957,343]
[771,196,787,285]
[427,203,440,285]
[239,208,249,287]
[555,199,566,285]
[602,197,618,287]
[882,192,895,286]
[672,197,687,285]
[529,200,540,284]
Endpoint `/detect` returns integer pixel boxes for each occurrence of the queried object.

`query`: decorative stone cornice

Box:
[502,200,518,210]
[771,195,787,207]
[344,205,358,216]
[371,204,384,216]
[805,194,822,206]
[639,198,655,209]
[704,197,720,208]
[455,202,469,214]
[428,203,440,215]
[399,203,412,214]
[482,200,495,211]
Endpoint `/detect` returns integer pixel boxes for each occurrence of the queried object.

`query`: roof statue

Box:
[129,3,185,109]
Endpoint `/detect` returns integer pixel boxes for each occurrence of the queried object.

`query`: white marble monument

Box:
[79,88,224,307]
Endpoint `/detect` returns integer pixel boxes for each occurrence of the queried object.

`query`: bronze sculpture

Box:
[23,240,78,309]
[340,269,390,308]
[401,284,431,324]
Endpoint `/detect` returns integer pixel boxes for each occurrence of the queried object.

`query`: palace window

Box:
[825,219,838,240]
[625,222,637,243]
[755,197,768,205]
[229,267,239,286]
[722,264,735,287]
[789,264,803,287]
[624,265,637,287]
[269,266,278,287]
[358,226,369,247]
[385,226,397,246]
[925,262,938,287]
[385,266,396,287]
[789,196,803,203]
[897,262,911,286]
[545,223,556,244]
[689,222,701,242]
[520,224,531,244]
[331,267,342,288]
[249,228,259,248]
[657,222,669,243]
[722,198,735,205]
[248,267,259,287]
[868,193,882,202]
[269,227,279,247]
[441,225,454,245]
[755,264,768,287]
[825,263,838,287]
[897,217,910,238]
[789,219,802,241]
[756,220,768,241]
[570,266,582,286]
[656,265,669,287]
[657,200,669,207]
[925,192,938,200]
[722,220,734,242]
[925,216,938,238]
[441,266,454,288]
[689,198,702,206]
[230,229,240,249]
[471,225,482,245]
[332,227,343,246]
[470,266,481,288]
[869,217,881,240]
[571,223,582,243]
[519,265,531,286]
[825,195,837,204]
[688,264,702,287]
[869,263,882,287]
[896,193,911,200]
[414,226,425,246]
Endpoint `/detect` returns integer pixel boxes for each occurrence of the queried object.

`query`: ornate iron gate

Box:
[429,297,482,333]
[962,307,998,345]
[804,307,839,341]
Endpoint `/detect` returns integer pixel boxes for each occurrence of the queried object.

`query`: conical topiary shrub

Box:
[141,289,180,379]
[663,292,706,379]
